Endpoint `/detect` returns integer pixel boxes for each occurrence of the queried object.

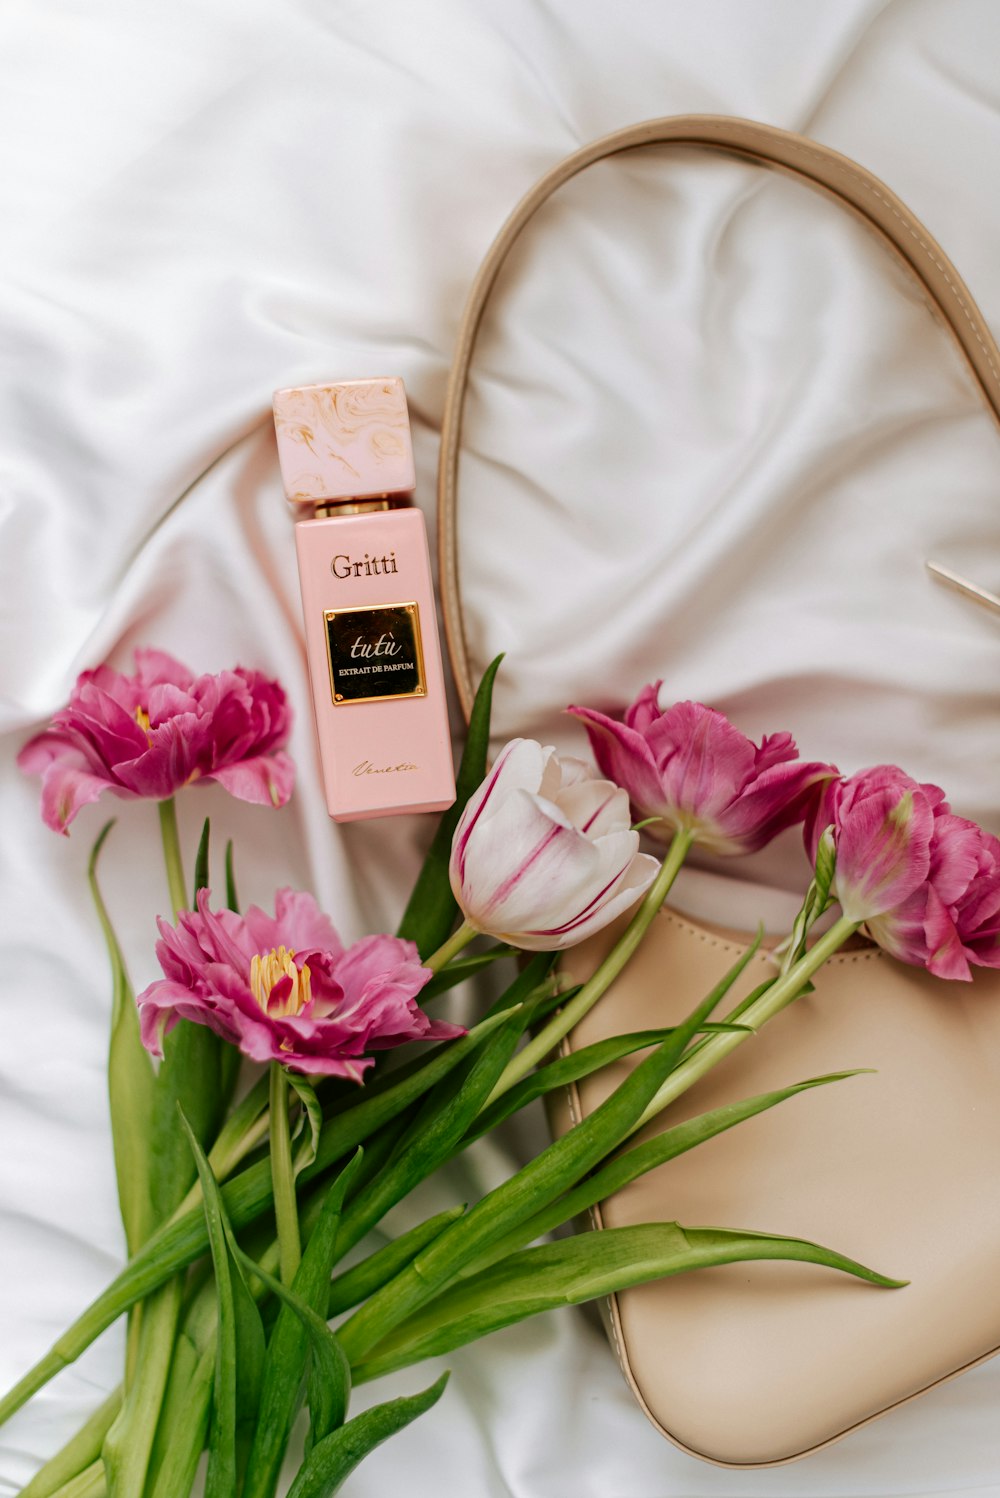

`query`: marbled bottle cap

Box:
[272,377,416,510]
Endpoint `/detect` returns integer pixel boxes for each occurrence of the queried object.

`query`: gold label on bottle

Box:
[324,602,427,705]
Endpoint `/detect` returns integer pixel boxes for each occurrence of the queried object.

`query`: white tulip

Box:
[449,739,659,951]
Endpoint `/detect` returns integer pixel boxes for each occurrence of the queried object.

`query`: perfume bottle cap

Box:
[272,377,416,511]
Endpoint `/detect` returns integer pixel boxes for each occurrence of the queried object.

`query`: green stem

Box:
[0,1350,67,1427]
[124,1306,141,1388]
[101,1279,182,1497]
[634,914,860,1129]
[47,1461,106,1498]
[95,799,191,1494]
[147,1346,213,1498]
[20,1388,122,1498]
[171,1072,272,1221]
[270,1062,301,1284]
[151,1239,283,1497]
[423,921,478,974]
[157,798,187,919]
[487,830,695,1101]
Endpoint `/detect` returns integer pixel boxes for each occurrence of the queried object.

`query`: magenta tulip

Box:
[943,825,1000,972]
[18,649,295,832]
[137,888,462,1080]
[805,767,936,923]
[449,738,659,950]
[806,766,1000,980]
[568,683,836,855]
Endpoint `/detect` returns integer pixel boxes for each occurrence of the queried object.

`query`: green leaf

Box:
[312,1008,519,1162]
[145,1326,200,1491]
[101,1279,182,1497]
[44,1460,105,1498]
[150,1020,228,1222]
[225,838,240,913]
[151,812,228,1224]
[88,821,156,1257]
[468,1025,752,1141]
[814,826,837,910]
[683,970,774,1068]
[465,1071,871,1273]
[147,1344,214,1498]
[19,1386,122,1498]
[289,1073,324,1176]
[420,945,512,1002]
[218,1041,242,1120]
[235,1252,350,1451]
[337,955,745,1365]
[179,1108,266,1498]
[327,1207,465,1318]
[525,978,581,1024]
[201,1070,271,1184]
[354,1223,906,1381]
[242,1153,363,1498]
[397,654,502,957]
[192,817,211,906]
[331,1007,526,1267]
[780,835,838,978]
[482,951,556,1022]
[0,1010,517,1426]
[285,1375,449,1498]
[189,817,245,1117]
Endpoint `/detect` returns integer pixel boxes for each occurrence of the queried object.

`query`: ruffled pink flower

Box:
[137,888,462,1081]
[568,683,836,855]
[18,648,295,832]
[449,738,659,950]
[945,829,1000,971]
[806,766,1000,980]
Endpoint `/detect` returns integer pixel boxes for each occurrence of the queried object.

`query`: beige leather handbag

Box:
[436,117,1000,1467]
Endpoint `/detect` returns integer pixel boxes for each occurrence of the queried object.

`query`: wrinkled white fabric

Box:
[2,0,1000,1493]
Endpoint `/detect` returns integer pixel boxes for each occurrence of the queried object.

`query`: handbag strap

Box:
[438,114,1000,719]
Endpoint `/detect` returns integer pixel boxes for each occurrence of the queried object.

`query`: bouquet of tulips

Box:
[7,645,998,1498]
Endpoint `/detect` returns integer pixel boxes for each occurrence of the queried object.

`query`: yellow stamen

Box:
[135,705,153,742]
[250,946,312,1018]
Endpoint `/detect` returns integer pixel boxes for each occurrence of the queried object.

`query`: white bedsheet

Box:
[3,0,1000,1492]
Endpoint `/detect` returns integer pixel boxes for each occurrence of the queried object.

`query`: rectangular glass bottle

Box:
[273,377,456,822]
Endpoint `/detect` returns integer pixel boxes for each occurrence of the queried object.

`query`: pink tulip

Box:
[137,888,462,1080]
[449,738,659,950]
[806,766,1000,980]
[18,649,295,832]
[568,683,836,855]
[944,826,1000,972]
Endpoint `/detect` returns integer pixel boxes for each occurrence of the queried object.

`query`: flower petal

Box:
[566,705,665,820]
[527,850,660,950]
[211,751,296,808]
[452,739,555,882]
[552,778,632,839]
[37,757,118,833]
[703,760,837,855]
[645,702,757,825]
[134,648,197,692]
[272,888,344,958]
[835,784,934,923]
[18,649,295,825]
[135,887,457,1076]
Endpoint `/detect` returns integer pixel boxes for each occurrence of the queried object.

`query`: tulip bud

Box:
[569,683,836,855]
[806,765,1000,980]
[449,739,658,951]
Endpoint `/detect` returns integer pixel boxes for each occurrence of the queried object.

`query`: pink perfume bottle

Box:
[273,377,456,823]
